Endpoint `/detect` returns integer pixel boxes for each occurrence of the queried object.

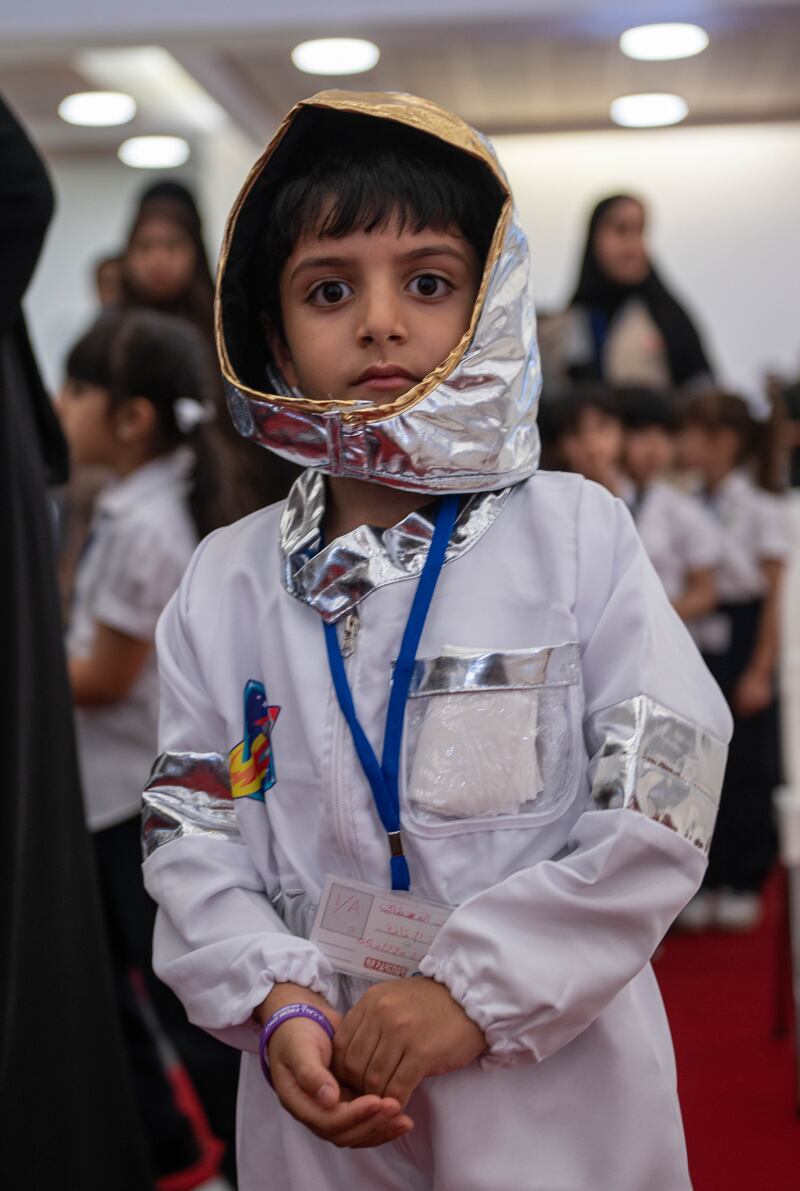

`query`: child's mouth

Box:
[354,365,418,393]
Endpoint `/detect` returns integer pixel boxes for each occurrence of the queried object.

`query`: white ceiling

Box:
[2,1,799,158]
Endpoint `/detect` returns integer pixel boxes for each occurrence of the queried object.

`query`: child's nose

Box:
[357,287,407,346]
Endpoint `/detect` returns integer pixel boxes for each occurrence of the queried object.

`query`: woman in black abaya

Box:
[540,194,713,398]
[0,94,151,1189]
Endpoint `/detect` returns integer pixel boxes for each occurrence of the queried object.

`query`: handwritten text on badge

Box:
[311,876,452,982]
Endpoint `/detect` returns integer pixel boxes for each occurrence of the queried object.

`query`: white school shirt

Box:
[142,470,731,1191]
[690,469,792,654]
[621,477,722,603]
[702,468,791,601]
[68,450,197,832]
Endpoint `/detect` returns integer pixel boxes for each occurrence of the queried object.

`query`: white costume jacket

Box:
[142,91,732,1191]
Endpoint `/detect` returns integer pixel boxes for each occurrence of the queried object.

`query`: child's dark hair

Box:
[552,386,622,439]
[539,386,621,471]
[616,387,681,434]
[255,110,505,337]
[680,389,786,494]
[65,309,222,535]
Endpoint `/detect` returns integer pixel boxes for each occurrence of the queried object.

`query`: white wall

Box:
[494,122,800,396]
[193,125,263,268]
[25,121,800,398]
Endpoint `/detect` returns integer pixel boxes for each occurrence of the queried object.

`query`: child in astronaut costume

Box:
[142,92,732,1191]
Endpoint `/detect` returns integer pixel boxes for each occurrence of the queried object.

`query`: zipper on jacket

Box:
[329,608,362,877]
[340,610,360,658]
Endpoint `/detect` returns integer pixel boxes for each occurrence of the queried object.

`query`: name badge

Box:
[311,875,451,983]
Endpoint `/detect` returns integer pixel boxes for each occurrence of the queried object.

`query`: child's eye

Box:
[408,274,451,299]
[308,280,353,306]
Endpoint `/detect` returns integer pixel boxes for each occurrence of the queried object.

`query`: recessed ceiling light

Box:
[58,91,137,127]
[118,135,190,169]
[619,23,709,61]
[291,37,380,76]
[77,47,228,133]
[610,93,689,129]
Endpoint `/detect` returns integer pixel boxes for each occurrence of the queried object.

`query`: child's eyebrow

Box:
[290,255,350,282]
[289,243,471,283]
[397,244,471,265]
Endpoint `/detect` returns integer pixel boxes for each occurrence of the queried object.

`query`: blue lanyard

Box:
[323,494,460,891]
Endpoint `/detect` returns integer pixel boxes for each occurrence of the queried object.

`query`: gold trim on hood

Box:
[214,89,541,495]
[214,90,511,423]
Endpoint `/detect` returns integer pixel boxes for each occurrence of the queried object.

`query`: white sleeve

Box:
[92,518,190,642]
[142,536,337,1053]
[418,482,732,1068]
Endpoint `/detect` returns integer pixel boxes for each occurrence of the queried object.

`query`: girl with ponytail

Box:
[58,308,238,1179]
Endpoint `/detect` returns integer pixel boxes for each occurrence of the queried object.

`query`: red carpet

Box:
[155,1065,225,1191]
[656,872,800,1189]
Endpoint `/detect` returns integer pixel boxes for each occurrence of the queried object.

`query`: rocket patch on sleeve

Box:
[229,679,280,801]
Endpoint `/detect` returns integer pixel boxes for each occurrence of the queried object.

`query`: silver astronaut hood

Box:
[215,90,541,494]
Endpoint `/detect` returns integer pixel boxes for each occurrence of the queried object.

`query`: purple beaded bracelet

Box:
[259,1003,335,1088]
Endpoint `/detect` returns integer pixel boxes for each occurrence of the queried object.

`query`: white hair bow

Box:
[174,397,214,434]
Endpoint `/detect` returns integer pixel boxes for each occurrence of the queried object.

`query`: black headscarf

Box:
[570,194,712,388]
[136,179,214,281]
[120,183,216,347]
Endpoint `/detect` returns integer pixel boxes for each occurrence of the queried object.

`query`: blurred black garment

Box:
[0,96,152,1188]
[702,600,781,893]
[95,815,239,1184]
[569,194,711,389]
[93,817,204,1178]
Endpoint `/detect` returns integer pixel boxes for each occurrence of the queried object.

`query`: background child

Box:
[59,308,237,1179]
[548,385,626,493]
[679,390,790,931]
[618,386,720,622]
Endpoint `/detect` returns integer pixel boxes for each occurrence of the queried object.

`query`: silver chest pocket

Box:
[402,643,582,834]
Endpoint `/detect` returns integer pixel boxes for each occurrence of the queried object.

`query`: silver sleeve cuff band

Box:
[142,750,240,860]
[587,696,728,854]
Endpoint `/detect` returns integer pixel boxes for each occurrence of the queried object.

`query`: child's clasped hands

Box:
[261,977,486,1148]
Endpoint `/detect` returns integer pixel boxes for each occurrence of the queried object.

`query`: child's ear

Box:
[260,311,300,389]
[114,397,157,445]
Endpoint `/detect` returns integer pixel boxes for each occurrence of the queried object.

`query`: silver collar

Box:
[280,469,512,623]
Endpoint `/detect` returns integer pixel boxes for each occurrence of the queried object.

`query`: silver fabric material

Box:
[269,886,319,941]
[217,92,541,495]
[409,643,579,697]
[142,750,240,859]
[280,468,512,622]
[588,696,727,854]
